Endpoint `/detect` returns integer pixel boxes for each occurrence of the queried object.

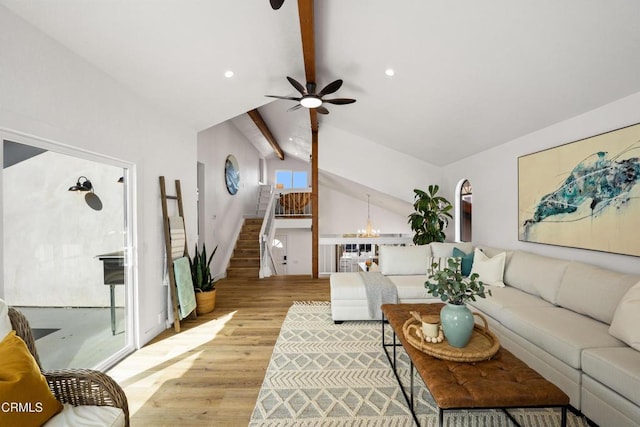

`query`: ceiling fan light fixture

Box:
[300,95,322,109]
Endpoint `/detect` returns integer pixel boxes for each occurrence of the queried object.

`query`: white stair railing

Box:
[259,185,278,278]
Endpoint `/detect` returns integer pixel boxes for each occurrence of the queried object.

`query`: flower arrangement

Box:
[425,258,491,305]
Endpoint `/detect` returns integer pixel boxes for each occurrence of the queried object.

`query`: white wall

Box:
[0,6,197,346]
[319,186,412,235]
[4,152,125,307]
[441,92,640,275]
[197,121,262,278]
[319,124,442,203]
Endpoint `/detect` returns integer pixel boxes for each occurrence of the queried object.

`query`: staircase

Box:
[227,218,262,278]
[256,184,272,217]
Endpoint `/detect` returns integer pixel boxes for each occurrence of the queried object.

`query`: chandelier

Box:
[358,194,380,238]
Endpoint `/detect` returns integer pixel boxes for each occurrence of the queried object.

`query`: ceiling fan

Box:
[270,0,285,10]
[266,76,356,114]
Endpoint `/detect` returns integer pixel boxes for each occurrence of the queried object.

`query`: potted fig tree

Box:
[190,243,218,315]
[408,185,453,245]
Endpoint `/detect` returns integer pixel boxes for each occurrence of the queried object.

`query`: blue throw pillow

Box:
[452,247,474,276]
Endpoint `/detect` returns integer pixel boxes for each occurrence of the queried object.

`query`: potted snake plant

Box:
[190,243,218,315]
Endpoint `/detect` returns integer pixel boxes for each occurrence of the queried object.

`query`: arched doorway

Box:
[456,179,473,242]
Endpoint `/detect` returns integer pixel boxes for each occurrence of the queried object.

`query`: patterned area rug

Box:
[249,302,589,427]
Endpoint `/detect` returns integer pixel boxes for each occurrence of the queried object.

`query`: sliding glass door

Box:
[1,131,135,370]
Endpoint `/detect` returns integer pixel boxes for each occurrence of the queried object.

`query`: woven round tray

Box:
[402,311,500,362]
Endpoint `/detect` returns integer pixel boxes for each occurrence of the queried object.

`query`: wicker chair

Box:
[8,307,130,427]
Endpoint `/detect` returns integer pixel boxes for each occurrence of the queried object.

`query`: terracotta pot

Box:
[195,289,216,315]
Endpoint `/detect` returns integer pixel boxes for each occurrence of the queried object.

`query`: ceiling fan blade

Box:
[265,95,301,101]
[323,98,356,105]
[270,0,285,10]
[316,106,330,114]
[287,104,303,112]
[318,79,343,97]
[286,76,306,95]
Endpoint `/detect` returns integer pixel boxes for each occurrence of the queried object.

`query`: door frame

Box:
[0,128,137,369]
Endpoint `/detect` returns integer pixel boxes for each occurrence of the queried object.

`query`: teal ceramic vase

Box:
[440,303,474,348]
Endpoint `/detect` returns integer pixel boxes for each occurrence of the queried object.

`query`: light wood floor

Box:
[108,275,330,426]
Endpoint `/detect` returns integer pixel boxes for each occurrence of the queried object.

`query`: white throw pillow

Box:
[379,245,430,275]
[469,248,506,287]
[609,281,640,351]
[0,299,11,341]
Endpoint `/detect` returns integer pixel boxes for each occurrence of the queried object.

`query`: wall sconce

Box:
[68,176,102,211]
[68,176,93,192]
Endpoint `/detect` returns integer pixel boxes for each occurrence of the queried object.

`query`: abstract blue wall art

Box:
[519,123,640,256]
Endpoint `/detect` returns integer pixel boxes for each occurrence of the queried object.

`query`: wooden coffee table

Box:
[381,303,569,427]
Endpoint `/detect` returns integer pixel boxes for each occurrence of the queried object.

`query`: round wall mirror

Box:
[225,155,240,195]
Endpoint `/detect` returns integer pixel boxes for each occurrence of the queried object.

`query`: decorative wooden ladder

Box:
[159,176,194,332]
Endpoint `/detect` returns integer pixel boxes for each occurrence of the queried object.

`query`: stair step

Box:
[238,234,259,240]
[226,266,260,278]
[230,257,260,267]
[236,238,259,247]
[234,247,259,256]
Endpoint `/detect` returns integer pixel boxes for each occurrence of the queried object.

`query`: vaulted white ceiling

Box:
[3,0,640,167]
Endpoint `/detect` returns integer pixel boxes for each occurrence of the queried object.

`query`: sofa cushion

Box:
[330,273,367,300]
[430,242,473,257]
[44,403,126,427]
[469,248,505,287]
[379,245,430,275]
[468,286,555,323]
[557,262,639,324]
[609,280,640,351]
[387,275,434,300]
[582,347,640,407]
[0,331,63,426]
[500,306,625,369]
[0,299,11,341]
[503,251,569,304]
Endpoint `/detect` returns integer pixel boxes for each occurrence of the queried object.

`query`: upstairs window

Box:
[275,170,308,189]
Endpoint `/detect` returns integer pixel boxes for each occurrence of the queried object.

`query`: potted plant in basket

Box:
[408,185,453,245]
[190,243,218,315]
[425,258,491,348]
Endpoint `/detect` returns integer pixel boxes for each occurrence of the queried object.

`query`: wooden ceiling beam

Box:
[298,0,319,277]
[247,108,285,160]
[298,0,316,85]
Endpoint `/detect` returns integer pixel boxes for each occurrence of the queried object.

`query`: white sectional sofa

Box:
[330,243,473,322]
[329,242,640,427]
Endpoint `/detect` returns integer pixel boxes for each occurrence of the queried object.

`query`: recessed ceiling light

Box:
[224,70,234,78]
[289,137,293,141]
[385,68,395,77]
